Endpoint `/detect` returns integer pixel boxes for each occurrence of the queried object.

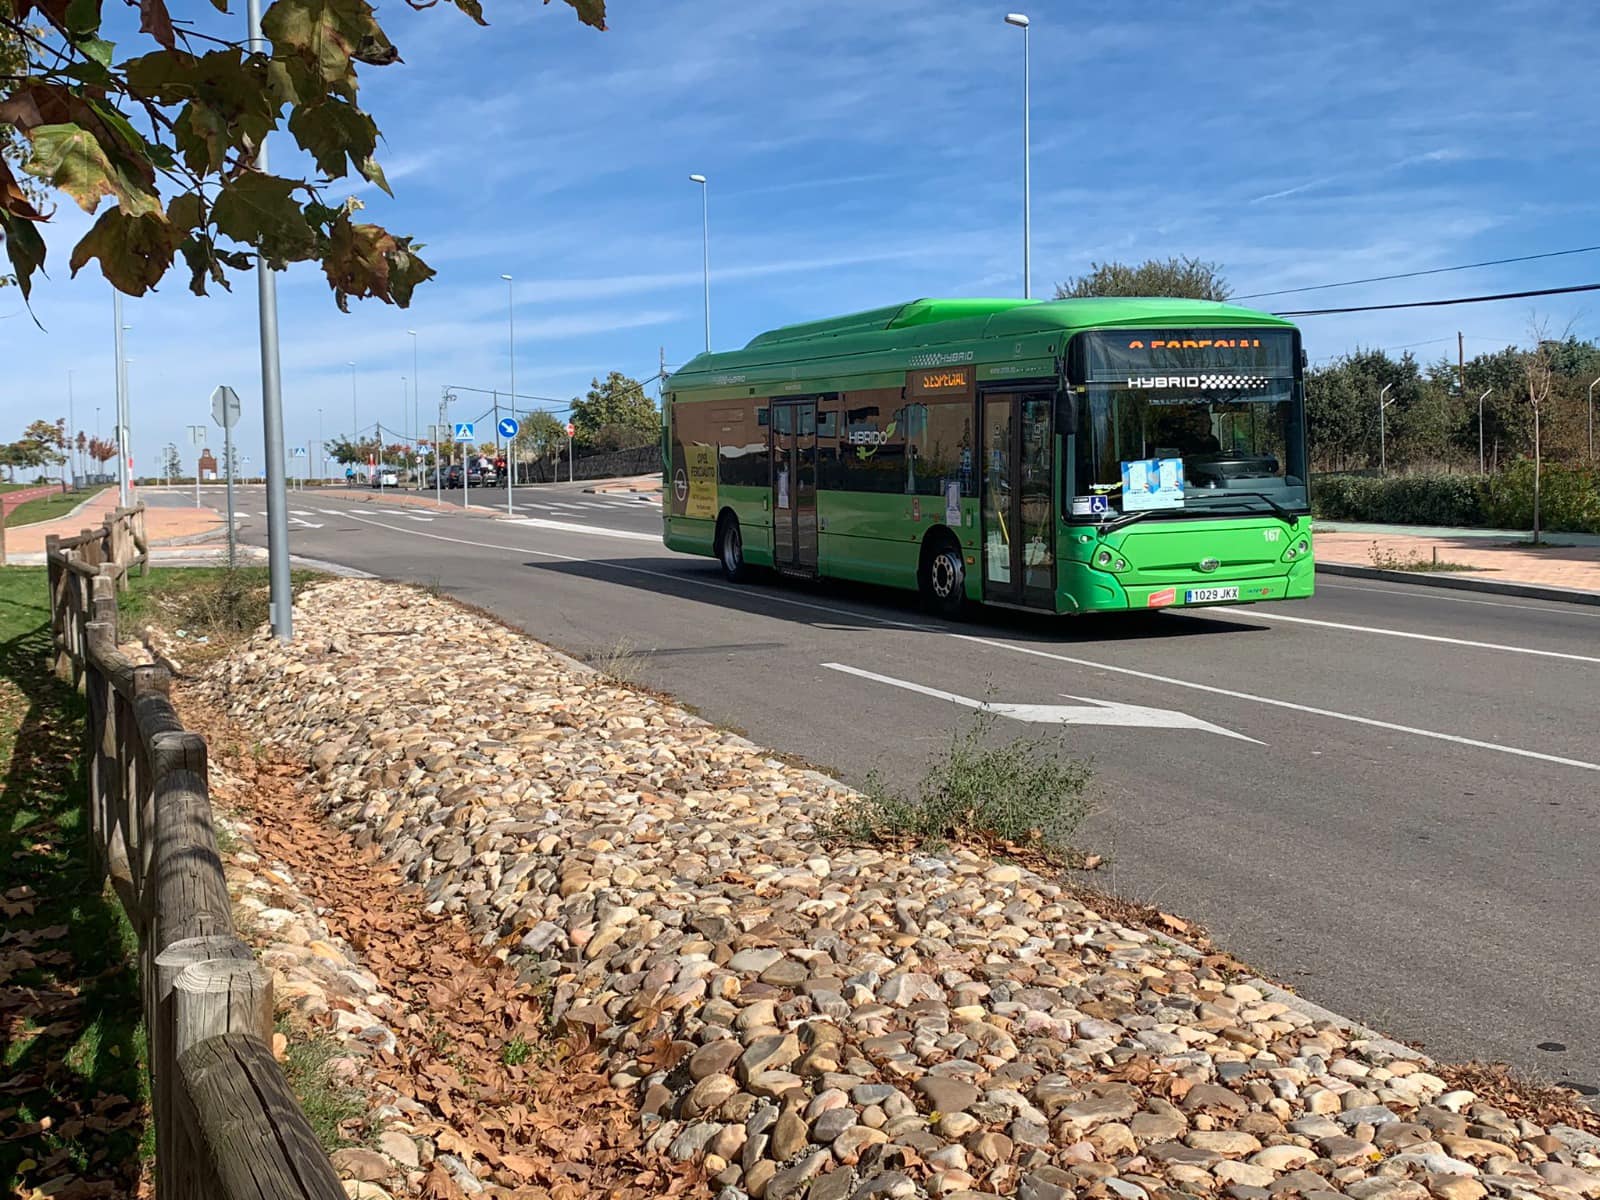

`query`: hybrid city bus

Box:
[662,297,1312,616]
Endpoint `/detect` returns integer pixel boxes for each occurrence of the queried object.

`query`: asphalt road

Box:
[152,483,1600,1093]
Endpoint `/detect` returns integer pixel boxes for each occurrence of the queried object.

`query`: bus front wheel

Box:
[920,538,966,617]
[716,514,747,582]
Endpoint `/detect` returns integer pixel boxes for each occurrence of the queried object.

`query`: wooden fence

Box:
[34,500,149,578]
[47,515,343,1200]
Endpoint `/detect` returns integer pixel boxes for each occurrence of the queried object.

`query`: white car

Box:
[372,467,399,487]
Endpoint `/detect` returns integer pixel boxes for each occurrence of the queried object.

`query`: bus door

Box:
[771,399,818,572]
[979,390,1055,607]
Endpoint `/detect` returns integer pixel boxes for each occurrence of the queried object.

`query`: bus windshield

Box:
[1071,329,1308,519]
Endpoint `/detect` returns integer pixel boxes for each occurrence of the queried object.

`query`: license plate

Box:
[1185,586,1239,604]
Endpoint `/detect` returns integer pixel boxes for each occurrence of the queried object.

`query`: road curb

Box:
[1316,561,1600,607]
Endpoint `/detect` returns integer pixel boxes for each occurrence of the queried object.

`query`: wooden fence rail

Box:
[46,520,342,1200]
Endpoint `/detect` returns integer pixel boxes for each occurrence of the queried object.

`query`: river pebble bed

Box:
[193,580,1600,1200]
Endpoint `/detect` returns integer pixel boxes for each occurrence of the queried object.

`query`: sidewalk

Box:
[1315,520,1600,598]
[5,487,222,557]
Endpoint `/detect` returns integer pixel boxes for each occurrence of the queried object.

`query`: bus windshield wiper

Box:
[1191,492,1301,525]
[1100,509,1157,534]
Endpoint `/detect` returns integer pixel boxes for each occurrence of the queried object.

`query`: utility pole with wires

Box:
[1457,331,1466,406]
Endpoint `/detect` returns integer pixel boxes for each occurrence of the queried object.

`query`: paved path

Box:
[144,483,1600,1097]
[1316,522,1600,594]
[5,486,222,556]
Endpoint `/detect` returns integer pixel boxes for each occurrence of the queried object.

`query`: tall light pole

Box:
[1478,388,1492,475]
[689,174,710,352]
[1005,13,1032,299]
[501,273,515,457]
[349,360,358,445]
[408,329,419,465]
[1378,382,1395,475]
[1589,376,1599,464]
[244,0,292,638]
[111,295,129,504]
[66,369,76,486]
[317,407,324,480]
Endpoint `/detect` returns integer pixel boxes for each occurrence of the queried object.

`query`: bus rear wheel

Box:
[920,538,966,617]
[716,514,747,582]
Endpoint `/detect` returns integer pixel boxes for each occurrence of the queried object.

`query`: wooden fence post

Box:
[178,1034,346,1200]
[154,936,255,1198]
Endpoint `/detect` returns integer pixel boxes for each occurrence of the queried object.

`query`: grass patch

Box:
[824,710,1094,865]
[584,636,647,685]
[1367,542,1482,573]
[4,486,107,529]
[0,566,149,1195]
[117,567,324,660]
[501,1033,533,1067]
[276,1021,371,1153]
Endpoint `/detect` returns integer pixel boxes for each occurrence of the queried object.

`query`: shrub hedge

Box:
[1313,464,1600,533]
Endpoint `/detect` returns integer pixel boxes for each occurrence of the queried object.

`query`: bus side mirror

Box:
[1056,392,1079,430]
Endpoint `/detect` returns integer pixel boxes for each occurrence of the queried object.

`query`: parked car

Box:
[434,464,464,489]
[371,466,399,487]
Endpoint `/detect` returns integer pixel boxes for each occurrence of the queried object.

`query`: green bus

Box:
[663,297,1312,616]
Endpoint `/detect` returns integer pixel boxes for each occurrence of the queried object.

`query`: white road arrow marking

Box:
[823,662,1263,743]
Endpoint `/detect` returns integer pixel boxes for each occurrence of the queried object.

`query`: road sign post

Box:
[498,417,519,515]
[454,422,475,509]
[211,386,241,568]
[188,424,206,508]
[566,422,576,483]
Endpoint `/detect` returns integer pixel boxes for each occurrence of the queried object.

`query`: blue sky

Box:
[3,0,1599,474]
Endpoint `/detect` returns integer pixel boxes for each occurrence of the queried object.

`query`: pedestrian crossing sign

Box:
[453,422,475,440]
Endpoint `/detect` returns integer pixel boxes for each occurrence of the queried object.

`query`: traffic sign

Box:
[565,422,576,437]
[211,385,241,429]
[291,446,307,457]
[498,417,520,439]
[453,422,475,440]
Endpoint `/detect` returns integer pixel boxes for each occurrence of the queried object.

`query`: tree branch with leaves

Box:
[0,0,604,305]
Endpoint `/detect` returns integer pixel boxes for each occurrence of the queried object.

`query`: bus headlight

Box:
[1283,538,1309,561]
[1095,548,1114,568]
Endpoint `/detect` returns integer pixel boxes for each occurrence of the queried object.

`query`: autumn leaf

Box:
[22,123,159,216]
[263,0,398,88]
[320,214,435,311]
[68,206,177,295]
[286,97,380,183]
[554,0,605,30]
[211,170,316,260]
[138,0,176,47]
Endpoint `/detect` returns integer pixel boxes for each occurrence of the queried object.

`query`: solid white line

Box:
[1318,579,1600,616]
[502,517,658,542]
[327,511,1600,774]
[951,634,1600,773]
[1228,609,1600,665]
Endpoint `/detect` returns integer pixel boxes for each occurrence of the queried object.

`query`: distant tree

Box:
[1520,319,1567,544]
[18,417,66,487]
[161,444,182,480]
[512,410,566,459]
[569,372,658,447]
[1304,349,1423,472]
[87,436,117,467]
[1055,257,1231,302]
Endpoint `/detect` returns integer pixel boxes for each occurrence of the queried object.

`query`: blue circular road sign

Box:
[498,417,520,439]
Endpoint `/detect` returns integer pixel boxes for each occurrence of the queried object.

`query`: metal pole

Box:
[1478,388,1491,475]
[1022,18,1031,299]
[223,416,237,569]
[112,291,129,505]
[569,430,575,483]
[350,362,358,445]
[1580,380,1593,464]
[248,0,292,638]
[690,176,710,352]
[1378,382,1393,475]
[505,274,515,470]
[66,369,75,488]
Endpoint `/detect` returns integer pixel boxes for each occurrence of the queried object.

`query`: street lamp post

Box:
[1005,13,1031,299]
[500,274,515,461]
[349,361,358,447]
[689,174,710,352]
[407,329,419,475]
[112,296,130,504]
[1588,376,1599,464]
[1478,388,1492,475]
[1378,382,1395,475]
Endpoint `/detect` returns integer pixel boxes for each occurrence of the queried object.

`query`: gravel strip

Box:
[193,579,1600,1200]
